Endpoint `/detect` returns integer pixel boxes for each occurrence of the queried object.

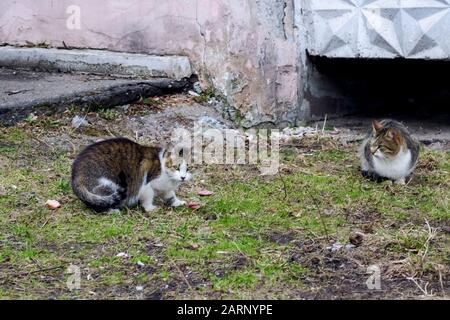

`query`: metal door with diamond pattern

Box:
[303,0,450,59]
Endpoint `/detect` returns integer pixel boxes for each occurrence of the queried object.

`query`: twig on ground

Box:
[278,169,288,200]
[406,275,432,296]
[403,220,440,297]
[322,114,328,134]
[64,138,77,155]
[33,136,54,151]
[436,265,447,298]
[41,213,53,228]
[421,219,437,266]
[105,126,116,138]
[312,195,330,242]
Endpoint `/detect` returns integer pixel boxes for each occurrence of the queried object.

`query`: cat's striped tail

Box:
[71,178,125,212]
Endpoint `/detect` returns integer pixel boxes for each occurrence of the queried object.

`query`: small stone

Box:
[116,252,129,258]
[136,285,144,291]
[198,116,228,130]
[71,115,88,129]
[137,261,145,267]
[206,214,217,221]
[327,242,356,252]
[188,243,200,250]
[327,243,344,252]
[188,90,200,97]
[118,104,130,112]
[193,82,203,94]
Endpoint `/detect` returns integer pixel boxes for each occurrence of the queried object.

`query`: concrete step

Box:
[0,46,192,80]
[0,67,191,125]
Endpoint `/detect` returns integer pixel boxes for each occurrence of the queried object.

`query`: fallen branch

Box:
[406,276,433,297]
[421,219,437,267]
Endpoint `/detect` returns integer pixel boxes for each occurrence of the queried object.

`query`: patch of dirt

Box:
[209,253,250,280]
[266,231,297,245]
[288,230,449,299]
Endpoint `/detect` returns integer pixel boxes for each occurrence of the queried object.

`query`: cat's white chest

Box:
[373,148,412,179]
[149,174,179,193]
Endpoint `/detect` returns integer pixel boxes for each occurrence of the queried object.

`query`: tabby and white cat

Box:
[359,119,420,184]
[71,138,191,212]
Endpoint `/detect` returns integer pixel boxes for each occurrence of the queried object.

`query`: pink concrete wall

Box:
[0,0,299,126]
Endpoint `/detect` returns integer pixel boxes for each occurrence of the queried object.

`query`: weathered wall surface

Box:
[0,0,300,127]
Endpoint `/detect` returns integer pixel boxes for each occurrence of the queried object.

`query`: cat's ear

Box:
[372,120,383,133]
[386,129,394,140]
[388,129,402,143]
[161,142,175,159]
[162,141,175,151]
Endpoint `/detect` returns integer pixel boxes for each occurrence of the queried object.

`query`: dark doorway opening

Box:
[306,55,450,122]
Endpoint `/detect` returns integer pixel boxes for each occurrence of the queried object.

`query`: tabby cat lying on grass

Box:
[359,119,420,184]
[71,138,191,212]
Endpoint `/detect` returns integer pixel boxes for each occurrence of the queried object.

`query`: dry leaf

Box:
[197,190,214,196]
[45,199,61,209]
[186,201,201,210]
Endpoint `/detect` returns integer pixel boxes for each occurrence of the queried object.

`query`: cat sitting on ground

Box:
[359,119,420,184]
[71,137,191,212]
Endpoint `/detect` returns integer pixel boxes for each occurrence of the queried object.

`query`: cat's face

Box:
[163,146,192,183]
[370,120,403,158]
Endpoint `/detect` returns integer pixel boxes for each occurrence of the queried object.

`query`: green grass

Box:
[0,123,448,299]
[97,108,120,121]
[193,87,216,104]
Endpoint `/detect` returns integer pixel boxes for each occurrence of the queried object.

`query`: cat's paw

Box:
[171,199,186,207]
[394,178,406,185]
[143,204,158,212]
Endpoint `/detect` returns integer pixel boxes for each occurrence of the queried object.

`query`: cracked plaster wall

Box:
[0,0,302,127]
